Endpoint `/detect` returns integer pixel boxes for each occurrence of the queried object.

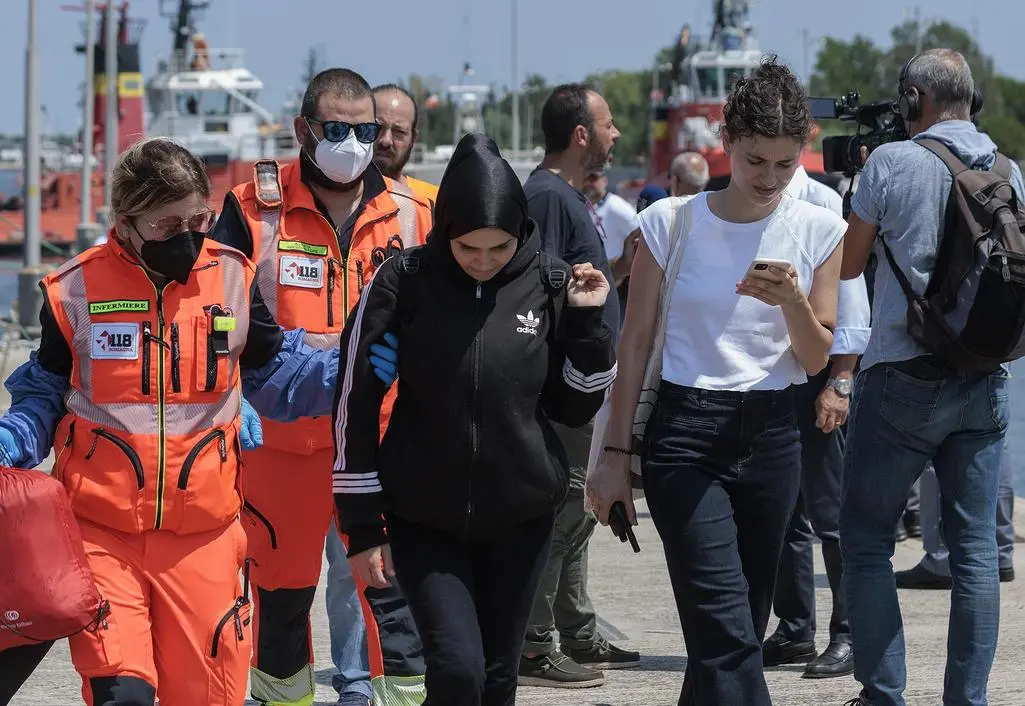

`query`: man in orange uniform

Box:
[211,68,432,706]
[372,84,439,208]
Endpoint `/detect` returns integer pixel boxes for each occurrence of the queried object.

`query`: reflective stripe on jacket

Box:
[43,236,256,535]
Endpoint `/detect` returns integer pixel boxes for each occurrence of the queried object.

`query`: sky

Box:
[2,0,1024,135]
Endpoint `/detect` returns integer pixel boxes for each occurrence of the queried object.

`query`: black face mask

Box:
[139,230,206,285]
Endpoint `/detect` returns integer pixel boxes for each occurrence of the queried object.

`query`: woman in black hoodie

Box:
[332,132,616,705]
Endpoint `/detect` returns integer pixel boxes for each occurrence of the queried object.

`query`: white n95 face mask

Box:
[308,122,375,185]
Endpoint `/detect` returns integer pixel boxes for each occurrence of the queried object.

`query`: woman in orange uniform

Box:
[0,137,343,705]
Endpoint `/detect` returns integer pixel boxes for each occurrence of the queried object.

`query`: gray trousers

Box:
[523,421,600,655]
[920,436,1015,576]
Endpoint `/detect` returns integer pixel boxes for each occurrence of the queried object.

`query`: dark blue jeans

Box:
[840,357,1009,706]
[642,382,802,706]
[772,369,849,645]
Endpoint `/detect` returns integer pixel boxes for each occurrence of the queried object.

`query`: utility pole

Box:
[510,0,520,156]
[802,27,811,90]
[914,6,923,56]
[76,0,102,253]
[18,0,42,334]
[103,0,118,221]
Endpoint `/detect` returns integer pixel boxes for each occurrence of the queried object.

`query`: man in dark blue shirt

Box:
[518,84,638,691]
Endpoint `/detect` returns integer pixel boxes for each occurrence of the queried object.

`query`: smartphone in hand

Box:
[609,501,640,553]
[743,258,793,280]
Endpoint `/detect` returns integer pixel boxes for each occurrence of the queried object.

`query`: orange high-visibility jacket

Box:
[43,237,257,536]
[228,161,432,453]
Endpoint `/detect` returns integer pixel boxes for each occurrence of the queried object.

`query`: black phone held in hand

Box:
[609,501,640,553]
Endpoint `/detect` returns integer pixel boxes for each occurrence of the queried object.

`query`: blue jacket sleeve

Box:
[241,327,339,422]
[0,351,68,468]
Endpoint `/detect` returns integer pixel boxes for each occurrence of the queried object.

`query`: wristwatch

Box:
[826,376,853,397]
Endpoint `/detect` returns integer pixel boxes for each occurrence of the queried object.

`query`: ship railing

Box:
[407,144,542,165]
[165,48,249,75]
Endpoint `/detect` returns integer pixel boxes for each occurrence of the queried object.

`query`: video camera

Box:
[808,92,908,176]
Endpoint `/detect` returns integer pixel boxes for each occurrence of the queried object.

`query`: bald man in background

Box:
[668,151,709,196]
[372,84,439,206]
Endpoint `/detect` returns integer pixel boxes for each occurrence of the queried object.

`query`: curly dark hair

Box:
[722,55,810,143]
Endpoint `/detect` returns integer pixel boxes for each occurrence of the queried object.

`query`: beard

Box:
[373,143,413,180]
[583,139,612,174]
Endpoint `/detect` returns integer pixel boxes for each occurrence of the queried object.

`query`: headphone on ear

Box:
[898,53,984,123]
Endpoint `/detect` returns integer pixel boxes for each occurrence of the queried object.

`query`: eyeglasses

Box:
[306,118,380,144]
[137,209,216,239]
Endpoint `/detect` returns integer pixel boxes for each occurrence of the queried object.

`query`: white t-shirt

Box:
[590,192,637,260]
[637,191,846,391]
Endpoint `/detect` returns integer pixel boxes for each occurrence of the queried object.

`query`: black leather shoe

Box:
[762,633,816,667]
[895,519,908,543]
[802,641,855,679]
[903,510,921,538]
[894,564,952,589]
[1001,566,1015,582]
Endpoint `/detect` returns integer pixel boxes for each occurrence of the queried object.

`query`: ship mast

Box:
[710,0,751,52]
[160,0,209,66]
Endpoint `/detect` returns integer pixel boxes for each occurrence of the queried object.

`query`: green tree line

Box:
[396,17,1025,163]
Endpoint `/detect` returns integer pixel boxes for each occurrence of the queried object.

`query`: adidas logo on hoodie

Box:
[516,310,541,335]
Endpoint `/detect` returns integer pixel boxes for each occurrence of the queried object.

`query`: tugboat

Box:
[616,0,826,201]
[0,0,295,252]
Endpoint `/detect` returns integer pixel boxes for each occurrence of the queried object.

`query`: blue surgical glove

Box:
[240,396,263,450]
[0,427,23,467]
[369,332,399,387]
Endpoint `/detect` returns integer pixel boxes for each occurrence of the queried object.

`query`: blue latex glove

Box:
[240,396,263,450]
[0,427,23,467]
[369,332,399,387]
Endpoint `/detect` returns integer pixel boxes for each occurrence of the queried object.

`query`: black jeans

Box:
[388,511,556,706]
[0,641,53,705]
[772,369,850,645]
[642,382,802,706]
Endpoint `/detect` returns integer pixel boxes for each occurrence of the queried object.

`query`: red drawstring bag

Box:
[0,467,108,650]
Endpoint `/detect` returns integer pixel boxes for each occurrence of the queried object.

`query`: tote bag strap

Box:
[632,197,696,439]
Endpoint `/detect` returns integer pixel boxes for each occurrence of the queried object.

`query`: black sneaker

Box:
[1001,566,1015,582]
[517,651,605,688]
[564,639,640,670]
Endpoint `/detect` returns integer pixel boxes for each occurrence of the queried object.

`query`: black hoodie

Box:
[332,133,617,554]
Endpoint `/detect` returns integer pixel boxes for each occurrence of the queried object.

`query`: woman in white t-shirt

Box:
[586,57,844,705]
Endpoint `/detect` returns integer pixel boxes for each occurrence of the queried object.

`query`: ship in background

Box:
[0,0,540,254]
[0,0,295,252]
[616,0,828,202]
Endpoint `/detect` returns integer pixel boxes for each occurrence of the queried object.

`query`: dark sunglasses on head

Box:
[306,118,380,144]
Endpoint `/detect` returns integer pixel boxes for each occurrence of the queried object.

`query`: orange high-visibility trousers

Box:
[240,445,335,703]
[68,518,251,706]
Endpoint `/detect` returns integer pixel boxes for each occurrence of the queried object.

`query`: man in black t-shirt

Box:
[518,84,640,691]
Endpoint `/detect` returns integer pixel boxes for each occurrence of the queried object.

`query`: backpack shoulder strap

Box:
[539,251,570,340]
[994,153,1014,180]
[915,139,969,177]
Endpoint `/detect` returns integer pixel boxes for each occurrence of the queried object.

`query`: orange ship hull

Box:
[0,157,298,252]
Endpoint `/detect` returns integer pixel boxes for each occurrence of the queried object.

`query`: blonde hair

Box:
[110,137,210,218]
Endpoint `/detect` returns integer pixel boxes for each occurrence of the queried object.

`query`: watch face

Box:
[832,378,852,395]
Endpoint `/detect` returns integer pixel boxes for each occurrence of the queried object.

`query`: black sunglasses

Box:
[306,118,380,144]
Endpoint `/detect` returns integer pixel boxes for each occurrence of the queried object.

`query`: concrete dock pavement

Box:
[4,341,1025,705]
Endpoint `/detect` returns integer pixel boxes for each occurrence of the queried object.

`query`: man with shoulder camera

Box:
[838,48,1025,706]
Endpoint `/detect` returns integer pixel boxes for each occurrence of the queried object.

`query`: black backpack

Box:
[881,138,1025,372]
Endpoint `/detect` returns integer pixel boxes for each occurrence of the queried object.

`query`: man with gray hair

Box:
[668,151,709,196]
[839,48,1025,706]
